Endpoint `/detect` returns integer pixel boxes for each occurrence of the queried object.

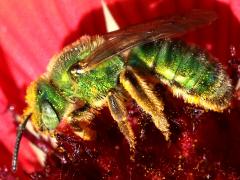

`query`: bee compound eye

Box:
[41,101,59,130]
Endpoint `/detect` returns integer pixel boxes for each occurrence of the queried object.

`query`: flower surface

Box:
[0,0,240,179]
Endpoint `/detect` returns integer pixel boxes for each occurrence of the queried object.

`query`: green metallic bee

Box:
[12,10,232,171]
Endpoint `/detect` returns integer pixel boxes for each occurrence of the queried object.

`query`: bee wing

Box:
[79,10,217,72]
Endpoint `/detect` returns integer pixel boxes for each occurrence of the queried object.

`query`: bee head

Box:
[23,77,67,131]
[12,77,67,172]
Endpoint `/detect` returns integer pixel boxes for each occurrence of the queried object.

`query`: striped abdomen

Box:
[128,40,232,112]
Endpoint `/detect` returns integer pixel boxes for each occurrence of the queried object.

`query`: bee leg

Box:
[120,66,171,141]
[67,107,97,141]
[107,90,136,158]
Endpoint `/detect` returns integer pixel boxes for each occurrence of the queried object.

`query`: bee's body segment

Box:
[13,10,233,172]
[128,40,232,112]
[47,36,124,106]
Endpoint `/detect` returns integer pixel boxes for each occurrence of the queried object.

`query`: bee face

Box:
[24,79,66,131]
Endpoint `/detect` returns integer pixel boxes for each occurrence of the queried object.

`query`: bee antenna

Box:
[11,114,31,173]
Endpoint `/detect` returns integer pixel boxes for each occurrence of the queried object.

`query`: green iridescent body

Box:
[28,36,232,133]
[49,38,124,106]
[128,40,232,110]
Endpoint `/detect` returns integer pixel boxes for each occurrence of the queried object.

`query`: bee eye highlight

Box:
[41,101,59,130]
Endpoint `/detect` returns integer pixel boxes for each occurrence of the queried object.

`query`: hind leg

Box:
[120,66,170,141]
[107,89,136,156]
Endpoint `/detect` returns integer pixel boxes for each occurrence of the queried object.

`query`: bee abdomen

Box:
[154,40,232,111]
[129,40,232,112]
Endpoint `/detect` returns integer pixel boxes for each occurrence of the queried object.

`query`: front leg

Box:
[66,104,98,141]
